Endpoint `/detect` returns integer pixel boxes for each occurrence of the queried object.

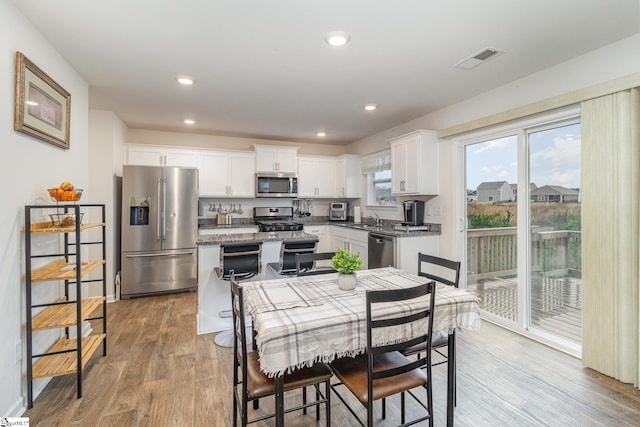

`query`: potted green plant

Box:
[331,248,363,290]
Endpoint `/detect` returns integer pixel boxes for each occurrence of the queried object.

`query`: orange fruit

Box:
[49,188,60,199]
[55,188,65,201]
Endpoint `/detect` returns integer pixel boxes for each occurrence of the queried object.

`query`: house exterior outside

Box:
[477,181,515,202]
[510,183,537,201]
[531,185,580,203]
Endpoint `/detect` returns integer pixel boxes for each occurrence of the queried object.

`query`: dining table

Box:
[241,267,481,426]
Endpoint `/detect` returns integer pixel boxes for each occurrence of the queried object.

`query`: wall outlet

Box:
[433,206,442,216]
[15,340,22,364]
[427,205,433,216]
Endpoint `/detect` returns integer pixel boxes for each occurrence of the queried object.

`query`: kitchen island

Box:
[197,230,319,335]
[197,230,318,245]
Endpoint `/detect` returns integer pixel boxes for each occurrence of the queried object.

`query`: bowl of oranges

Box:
[48,182,82,202]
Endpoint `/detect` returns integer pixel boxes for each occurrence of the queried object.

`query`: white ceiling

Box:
[10,0,640,145]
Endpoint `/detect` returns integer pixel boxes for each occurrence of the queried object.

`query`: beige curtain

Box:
[361,149,391,175]
[581,88,640,386]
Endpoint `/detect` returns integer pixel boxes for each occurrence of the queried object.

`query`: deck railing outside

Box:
[466,227,582,343]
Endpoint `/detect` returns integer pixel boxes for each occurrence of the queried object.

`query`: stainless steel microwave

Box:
[255,172,298,198]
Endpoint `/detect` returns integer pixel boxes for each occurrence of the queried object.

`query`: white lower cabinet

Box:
[330,226,368,269]
[395,235,439,275]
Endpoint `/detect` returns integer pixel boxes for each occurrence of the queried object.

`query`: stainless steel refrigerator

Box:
[120,165,199,298]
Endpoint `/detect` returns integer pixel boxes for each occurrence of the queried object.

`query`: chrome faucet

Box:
[374,214,383,227]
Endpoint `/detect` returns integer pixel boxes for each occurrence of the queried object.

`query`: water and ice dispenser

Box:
[129,197,150,225]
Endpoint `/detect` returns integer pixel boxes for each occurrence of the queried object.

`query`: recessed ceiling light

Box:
[324,31,350,47]
[184,119,195,125]
[316,131,327,137]
[176,75,195,85]
[364,104,377,111]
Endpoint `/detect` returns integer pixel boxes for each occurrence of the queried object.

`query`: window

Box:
[369,170,397,205]
[362,150,398,206]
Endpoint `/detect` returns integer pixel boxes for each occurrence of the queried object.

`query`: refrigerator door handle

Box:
[124,250,195,258]
[157,179,162,241]
[162,177,167,240]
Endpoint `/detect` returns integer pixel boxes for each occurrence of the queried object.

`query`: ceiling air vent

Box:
[453,47,504,70]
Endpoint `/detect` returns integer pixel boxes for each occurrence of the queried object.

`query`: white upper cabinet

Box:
[198,150,255,197]
[334,154,361,198]
[252,145,299,173]
[389,130,439,195]
[125,144,198,167]
[298,156,335,198]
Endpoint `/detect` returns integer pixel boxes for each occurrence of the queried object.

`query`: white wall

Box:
[88,110,126,301]
[348,33,640,260]
[1,1,90,416]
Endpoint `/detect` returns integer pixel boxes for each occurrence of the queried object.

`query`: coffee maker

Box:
[402,200,425,226]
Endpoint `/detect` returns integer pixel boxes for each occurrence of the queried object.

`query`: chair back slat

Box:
[295,252,336,276]
[365,280,436,386]
[417,253,461,288]
[372,357,426,381]
[370,309,428,329]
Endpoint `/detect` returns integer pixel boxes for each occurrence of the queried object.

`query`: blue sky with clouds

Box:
[466,123,581,190]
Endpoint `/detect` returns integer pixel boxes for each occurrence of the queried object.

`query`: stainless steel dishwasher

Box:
[368,232,396,268]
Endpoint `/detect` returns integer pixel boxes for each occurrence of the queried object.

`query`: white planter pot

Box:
[338,273,357,291]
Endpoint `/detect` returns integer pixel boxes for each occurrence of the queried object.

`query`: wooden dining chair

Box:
[330,281,436,427]
[295,252,336,276]
[401,252,461,405]
[230,275,333,427]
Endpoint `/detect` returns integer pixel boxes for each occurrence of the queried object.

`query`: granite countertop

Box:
[197,230,319,245]
[197,216,441,239]
[332,222,441,238]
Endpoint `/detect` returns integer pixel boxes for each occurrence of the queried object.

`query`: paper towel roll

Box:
[354,206,361,223]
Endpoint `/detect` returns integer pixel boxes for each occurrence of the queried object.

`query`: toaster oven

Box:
[329,202,348,221]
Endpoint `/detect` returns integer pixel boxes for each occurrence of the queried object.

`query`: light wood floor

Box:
[23,291,640,426]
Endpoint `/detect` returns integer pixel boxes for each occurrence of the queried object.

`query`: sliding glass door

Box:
[465,135,519,325]
[528,122,582,348]
[461,113,582,354]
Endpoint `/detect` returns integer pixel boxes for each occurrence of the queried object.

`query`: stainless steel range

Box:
[253,207,304,232]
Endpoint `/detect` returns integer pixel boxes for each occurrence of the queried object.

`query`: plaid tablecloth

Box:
[242,267,481,377]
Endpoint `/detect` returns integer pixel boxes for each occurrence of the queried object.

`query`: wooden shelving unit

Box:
[25,203,107,408]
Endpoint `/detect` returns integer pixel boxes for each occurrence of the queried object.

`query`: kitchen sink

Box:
[350,224,382,230]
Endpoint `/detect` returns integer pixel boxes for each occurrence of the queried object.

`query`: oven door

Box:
[255,173,298,198]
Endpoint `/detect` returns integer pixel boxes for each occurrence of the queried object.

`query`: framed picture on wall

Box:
[14,51,71,149]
